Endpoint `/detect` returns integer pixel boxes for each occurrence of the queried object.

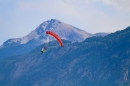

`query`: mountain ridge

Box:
[0,26,130,86]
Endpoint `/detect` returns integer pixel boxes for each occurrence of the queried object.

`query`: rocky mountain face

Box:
[0,26,129,86]
[0,19,93,59]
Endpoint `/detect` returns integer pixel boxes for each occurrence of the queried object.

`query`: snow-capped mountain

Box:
[0,19,110,59]
[1,19,92,47]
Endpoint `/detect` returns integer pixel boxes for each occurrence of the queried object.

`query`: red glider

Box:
[46,31,63,47]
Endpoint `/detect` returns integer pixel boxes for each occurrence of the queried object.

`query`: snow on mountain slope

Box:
[21,20,49,44]
[1,19,92,47]
[50,19,91,41]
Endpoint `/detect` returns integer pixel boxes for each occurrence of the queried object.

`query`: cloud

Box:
[61,0,130,12]
[10,0,130,28]
[17,0,130,32]
[18,0,89,19]
[99,0,130,12]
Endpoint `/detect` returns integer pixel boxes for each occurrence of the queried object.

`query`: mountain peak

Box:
[46,19,61,25]
[50,19,61,22]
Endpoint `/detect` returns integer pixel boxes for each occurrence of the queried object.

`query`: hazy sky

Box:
[0,0,130,45]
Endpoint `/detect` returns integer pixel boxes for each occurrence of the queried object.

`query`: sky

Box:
[0,0,130,45]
